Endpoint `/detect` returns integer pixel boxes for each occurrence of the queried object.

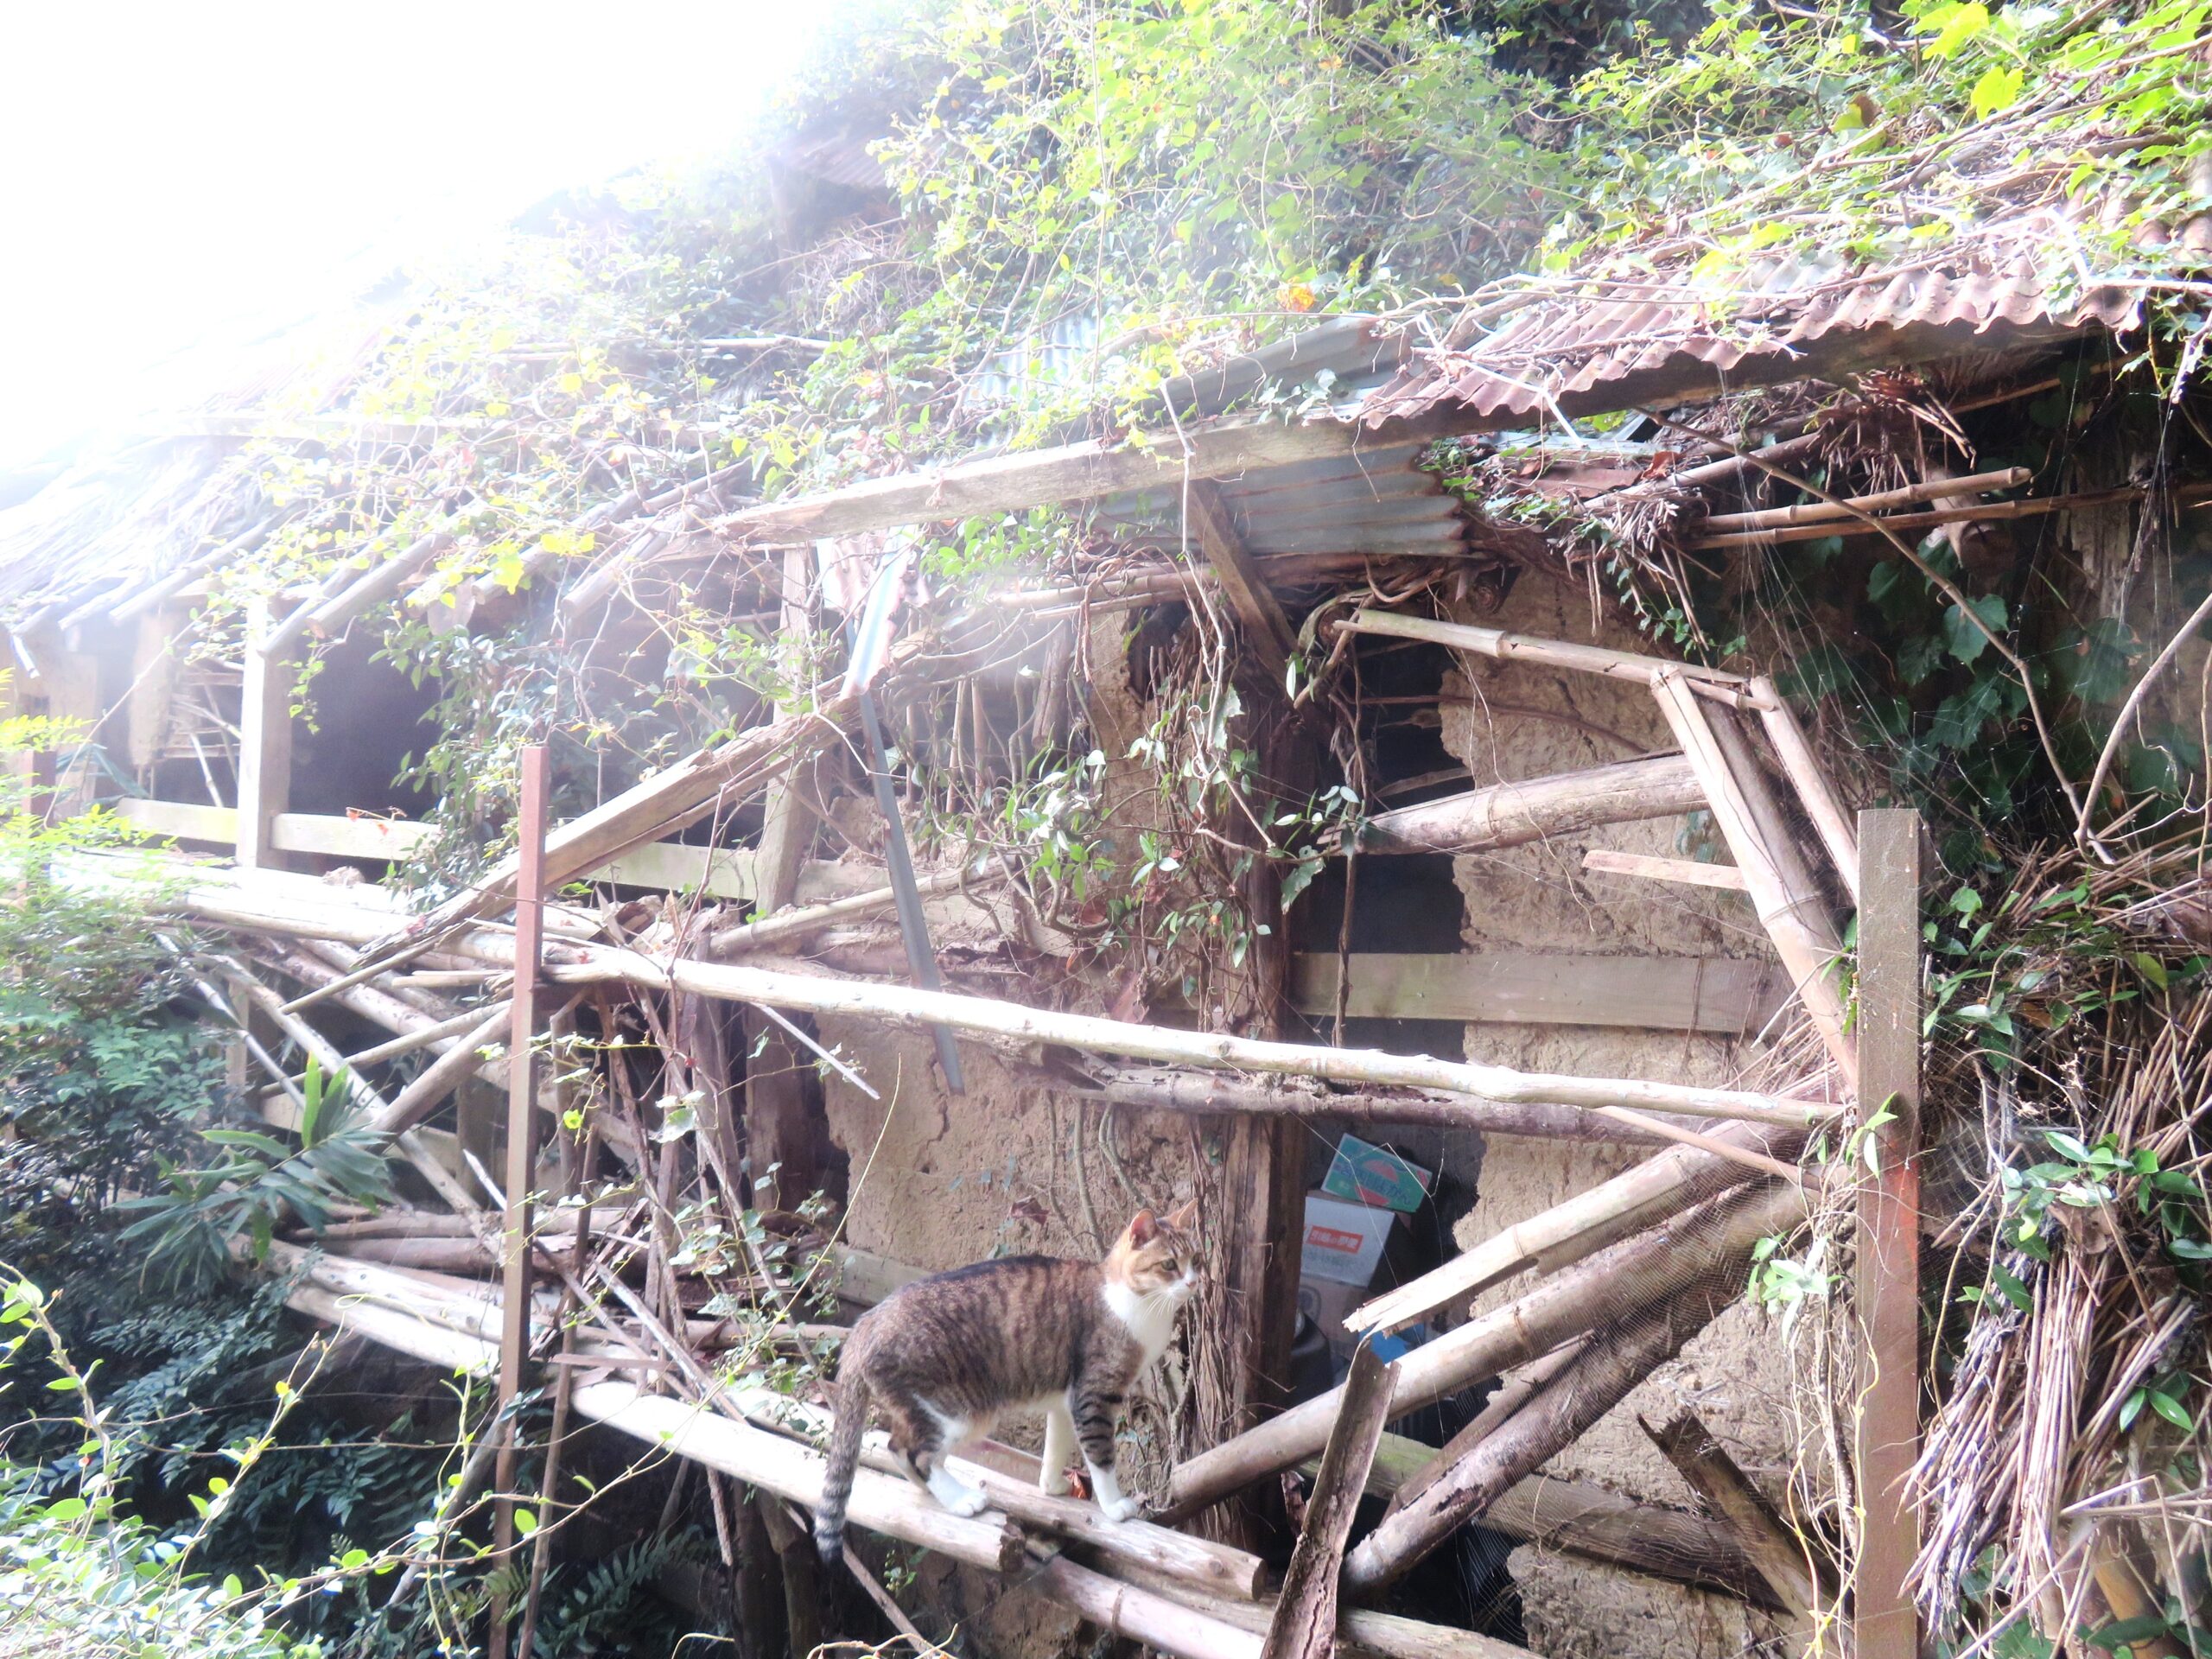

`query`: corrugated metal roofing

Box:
[1357,230,2145,427]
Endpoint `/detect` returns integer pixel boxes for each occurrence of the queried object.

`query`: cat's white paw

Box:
[1097,1494,1141,1524]
[1039,1467,1072,1497]
[944,1484,990,1517]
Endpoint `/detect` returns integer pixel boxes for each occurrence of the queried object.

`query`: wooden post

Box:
[489,744,550,1659]
[236,604,293,870]
[1853,808,1922,1659]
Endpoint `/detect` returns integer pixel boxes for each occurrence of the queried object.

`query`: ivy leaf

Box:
[2133,953,2170,992]
[1942,594,2008,664]
[1989,1262,2034,1313]
[490,545,529,595]
[1924,2,1992,59]
[1970,64,2025,118]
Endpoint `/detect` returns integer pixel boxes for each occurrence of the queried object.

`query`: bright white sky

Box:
[0,3,838,469]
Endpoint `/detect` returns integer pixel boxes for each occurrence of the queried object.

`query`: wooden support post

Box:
[1852,809,1923,1659]
[489,744,550,1659]
[1185,481,1296,679]
[1264,1343,1395,1659]
[742,544,825,1212]
[236,611,293,870]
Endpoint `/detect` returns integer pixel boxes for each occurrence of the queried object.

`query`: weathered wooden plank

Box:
[236,640,292,870]
[1853,809,1923,1659]
[1288,951,1786,1033]
[1265,1342,1395,1659]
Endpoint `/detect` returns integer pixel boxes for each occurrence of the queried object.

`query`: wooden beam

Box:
[1266,1343,1396,1659]
[1355,753,1707,855]
[714,418,1388,543]
[1185,481,1296,677]
[1853,809,1923,1659]
[1287,951,1785,1033]
[1580,848,1749,893]
[1748,676,1860,906]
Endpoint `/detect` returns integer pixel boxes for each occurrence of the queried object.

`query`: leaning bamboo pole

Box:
[1651,672,1857,1086]
[1347,1119,1801,1334]
[1694,467,2031,534]
[1335,609,1756,696]
[1162,1179,1805,1519]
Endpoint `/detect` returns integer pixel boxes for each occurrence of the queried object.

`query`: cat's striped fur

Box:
[815,1204,1200,1563]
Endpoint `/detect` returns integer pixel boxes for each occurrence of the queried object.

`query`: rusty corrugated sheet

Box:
[1358,233,2145,427]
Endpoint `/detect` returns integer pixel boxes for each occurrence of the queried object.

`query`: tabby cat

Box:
[815,1202,1201,1562]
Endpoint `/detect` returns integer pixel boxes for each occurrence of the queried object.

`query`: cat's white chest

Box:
[1102,1281,1181,1370]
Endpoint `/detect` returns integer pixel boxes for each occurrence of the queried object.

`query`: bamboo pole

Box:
[1266,1343,1396,1659]
[1747,676,1859,906]
[1353,753,1707,855]
[1162,1179,1805,1520]
[302,526,456,642]
[345,1001,513,1069]
[1341,1274,1753,1592]
[1650,671,1857,1086]
[1026,1551,1266,1659]
[1687,480,2212,550]
[1348,1118,1801,1335]
[1046,1064,1666,1144]
[164,872,1831,1128]
[1334,609,1754,696]
[368,1007,511,1135]
[567,1382,1026,1573]
[705,861,999,956]
[539,944,1831,1128]
[1694,467,2031,533]
[1104,1559,1541,1659]
[1353,1440,1783,1606]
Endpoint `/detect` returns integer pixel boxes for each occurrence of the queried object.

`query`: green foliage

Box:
[118,1058,396,1288]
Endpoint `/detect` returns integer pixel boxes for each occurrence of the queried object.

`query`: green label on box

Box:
[1321,1135,1433,1213]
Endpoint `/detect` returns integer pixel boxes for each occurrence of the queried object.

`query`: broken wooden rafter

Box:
[1751,673,1860,906]
[1162,1179,1807,1520]
[296,524,458,646]
[1687,480,2212,550]
[1353,753,1707,855]
[1381,1340,1588,1521]
[1341,1272,1757,1592]
[1347,1116,1804,1336]
[710,418,1380,543]
[1184,480,1297,677]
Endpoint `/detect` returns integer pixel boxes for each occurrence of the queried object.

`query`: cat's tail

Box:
[815,1368,869,1567]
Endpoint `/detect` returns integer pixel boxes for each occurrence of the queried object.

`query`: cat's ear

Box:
[1128,1209,1159,1246]
[1166,1197,1198,1230]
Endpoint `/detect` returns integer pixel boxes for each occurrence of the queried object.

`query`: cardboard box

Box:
[1298,1276,1368,1345]
[1300,1191,1395,1286]
[1321,1135,1434,1214]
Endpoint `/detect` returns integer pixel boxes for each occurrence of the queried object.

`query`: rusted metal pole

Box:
[1853,808,1923,1659]
[490,743,550,1659]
